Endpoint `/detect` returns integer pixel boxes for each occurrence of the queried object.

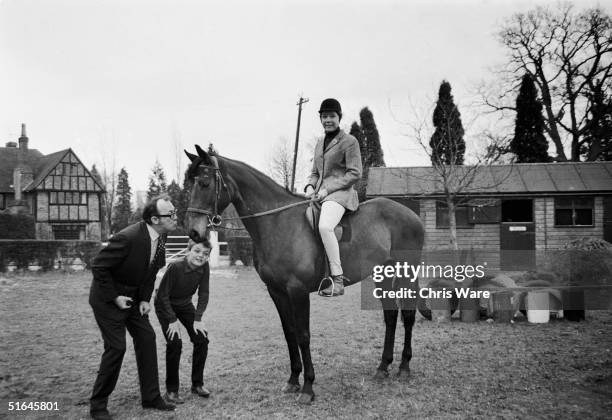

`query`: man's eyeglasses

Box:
[156,210,178,219]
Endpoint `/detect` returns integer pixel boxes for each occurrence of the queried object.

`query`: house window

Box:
[49,192,86,205]
[52,224,84,240]
[436,201,473,228]
[554,197,594,226]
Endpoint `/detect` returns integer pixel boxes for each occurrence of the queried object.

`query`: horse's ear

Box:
[195,144,208,158]
[185,150,198,162]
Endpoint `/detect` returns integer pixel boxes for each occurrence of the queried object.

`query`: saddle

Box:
[306,201,355,295]
[305,201,353,243]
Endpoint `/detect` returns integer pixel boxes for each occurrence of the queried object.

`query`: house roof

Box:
[0,146,44,192]
[0,142,104,193]
[23,149,71,191]
[366,161,612,197]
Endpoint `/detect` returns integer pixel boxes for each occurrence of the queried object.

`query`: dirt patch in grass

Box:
[1,269,611,419]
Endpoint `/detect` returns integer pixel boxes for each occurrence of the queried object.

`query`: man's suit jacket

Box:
[89,221,166,305]
[307,129,362,211]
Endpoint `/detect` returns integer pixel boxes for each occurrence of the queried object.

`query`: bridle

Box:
[186,155,312,228]
[186,156,228,228]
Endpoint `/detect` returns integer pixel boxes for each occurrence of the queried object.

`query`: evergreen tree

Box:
[359,107,385,167]
[167,180,186,233]
[511,74,550,163]
[582,85,612,161]
[350,121,368,201]
[430,80,465,165]
[147,160,168,200]
[350,121,368,168]
[111,167,132,233]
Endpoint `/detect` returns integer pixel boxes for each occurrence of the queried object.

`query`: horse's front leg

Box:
[398,309,415,378]
[287,284,315,404]
[267,285,302,393]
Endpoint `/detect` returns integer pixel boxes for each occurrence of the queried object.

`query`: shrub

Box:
[0,240,102,272]
[0,214,35,239]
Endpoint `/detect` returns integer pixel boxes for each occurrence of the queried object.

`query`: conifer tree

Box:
[147,160,168,199]
[359,107,385,167]
[511,74,550,163]
[430,80,465,165]
[111,167,132,233]
[350,121,368,201]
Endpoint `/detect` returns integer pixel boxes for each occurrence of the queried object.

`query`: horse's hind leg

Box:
[268,285,302,393]
[398,309,415,378]
[376,276,399,379]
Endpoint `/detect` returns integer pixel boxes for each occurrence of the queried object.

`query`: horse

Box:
[184,145,424,404]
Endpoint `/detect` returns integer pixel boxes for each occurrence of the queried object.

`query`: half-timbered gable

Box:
[0,125,105,240]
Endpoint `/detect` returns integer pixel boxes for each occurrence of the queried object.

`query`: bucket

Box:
[527,291,549,323]
[460,297,480,322]
[492,291,513,323]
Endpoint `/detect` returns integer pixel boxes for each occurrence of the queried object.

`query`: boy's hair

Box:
[188,238,212,251]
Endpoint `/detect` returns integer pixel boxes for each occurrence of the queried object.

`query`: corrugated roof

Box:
[366,162,612,197]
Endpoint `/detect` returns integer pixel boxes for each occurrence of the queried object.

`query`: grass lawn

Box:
[1,268,611,419]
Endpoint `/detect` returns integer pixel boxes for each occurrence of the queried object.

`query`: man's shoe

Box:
[90,409,113,420]
[191,385,211,398]
[164,391,185,404]
[319,275,346,297]
[142,396,176,411]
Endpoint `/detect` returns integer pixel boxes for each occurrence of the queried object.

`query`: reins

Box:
[185,156,312,227]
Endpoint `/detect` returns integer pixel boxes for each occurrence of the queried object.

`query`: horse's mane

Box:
[187,152,305,200]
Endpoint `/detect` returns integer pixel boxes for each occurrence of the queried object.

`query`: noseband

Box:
[186,156,228,228]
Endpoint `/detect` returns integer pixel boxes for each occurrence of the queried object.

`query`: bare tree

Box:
[172,125,183,184]
[267,137,299,190]
[96,129,118,237]
[480,4,612,161]
[407,103,511,253]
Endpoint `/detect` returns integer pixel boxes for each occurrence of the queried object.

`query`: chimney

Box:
[18,123,28,151]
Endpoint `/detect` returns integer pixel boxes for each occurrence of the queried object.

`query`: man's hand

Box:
[114,296,133,310]
[139,301,151,316]
[166,321,181,340]
[305,185,315,198]
[316,188,328,201]
[193,320,208,338]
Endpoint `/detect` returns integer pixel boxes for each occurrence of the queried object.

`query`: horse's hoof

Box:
[397,368,411,379]
[374,369,389,380]
[283,382,301,393]
[296,392,315,405]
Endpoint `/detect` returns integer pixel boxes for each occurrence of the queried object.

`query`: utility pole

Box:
[291,96,309,192]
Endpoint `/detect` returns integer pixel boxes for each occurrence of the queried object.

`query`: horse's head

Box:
[185,145,232,242]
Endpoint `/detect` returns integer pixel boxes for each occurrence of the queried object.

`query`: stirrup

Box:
[317,276,334,296]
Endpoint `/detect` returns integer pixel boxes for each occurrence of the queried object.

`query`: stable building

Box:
[366,162,612,271]
[0,125,105,240]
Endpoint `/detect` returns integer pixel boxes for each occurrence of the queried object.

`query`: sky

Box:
[0,0,608,191]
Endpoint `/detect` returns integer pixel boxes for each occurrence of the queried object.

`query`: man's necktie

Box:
[152,237,165,266]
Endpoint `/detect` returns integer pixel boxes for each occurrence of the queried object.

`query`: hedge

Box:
[0,240,102,272]
[0,213,35,239]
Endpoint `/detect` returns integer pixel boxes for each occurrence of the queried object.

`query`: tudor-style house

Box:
[0,125,104,240]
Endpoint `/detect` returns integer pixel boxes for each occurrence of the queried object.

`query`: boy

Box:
[155,239,211,404]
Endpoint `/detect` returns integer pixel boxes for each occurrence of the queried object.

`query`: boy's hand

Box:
[193,320,208,338]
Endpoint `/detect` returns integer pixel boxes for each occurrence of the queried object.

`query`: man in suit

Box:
[89,195,178,420]
[305,98,362,297]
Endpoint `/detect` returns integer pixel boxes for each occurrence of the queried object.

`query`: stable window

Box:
[554,197,594,226]
[0,193,4,210]
[52,224,84,240]
[436,201,473,228]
